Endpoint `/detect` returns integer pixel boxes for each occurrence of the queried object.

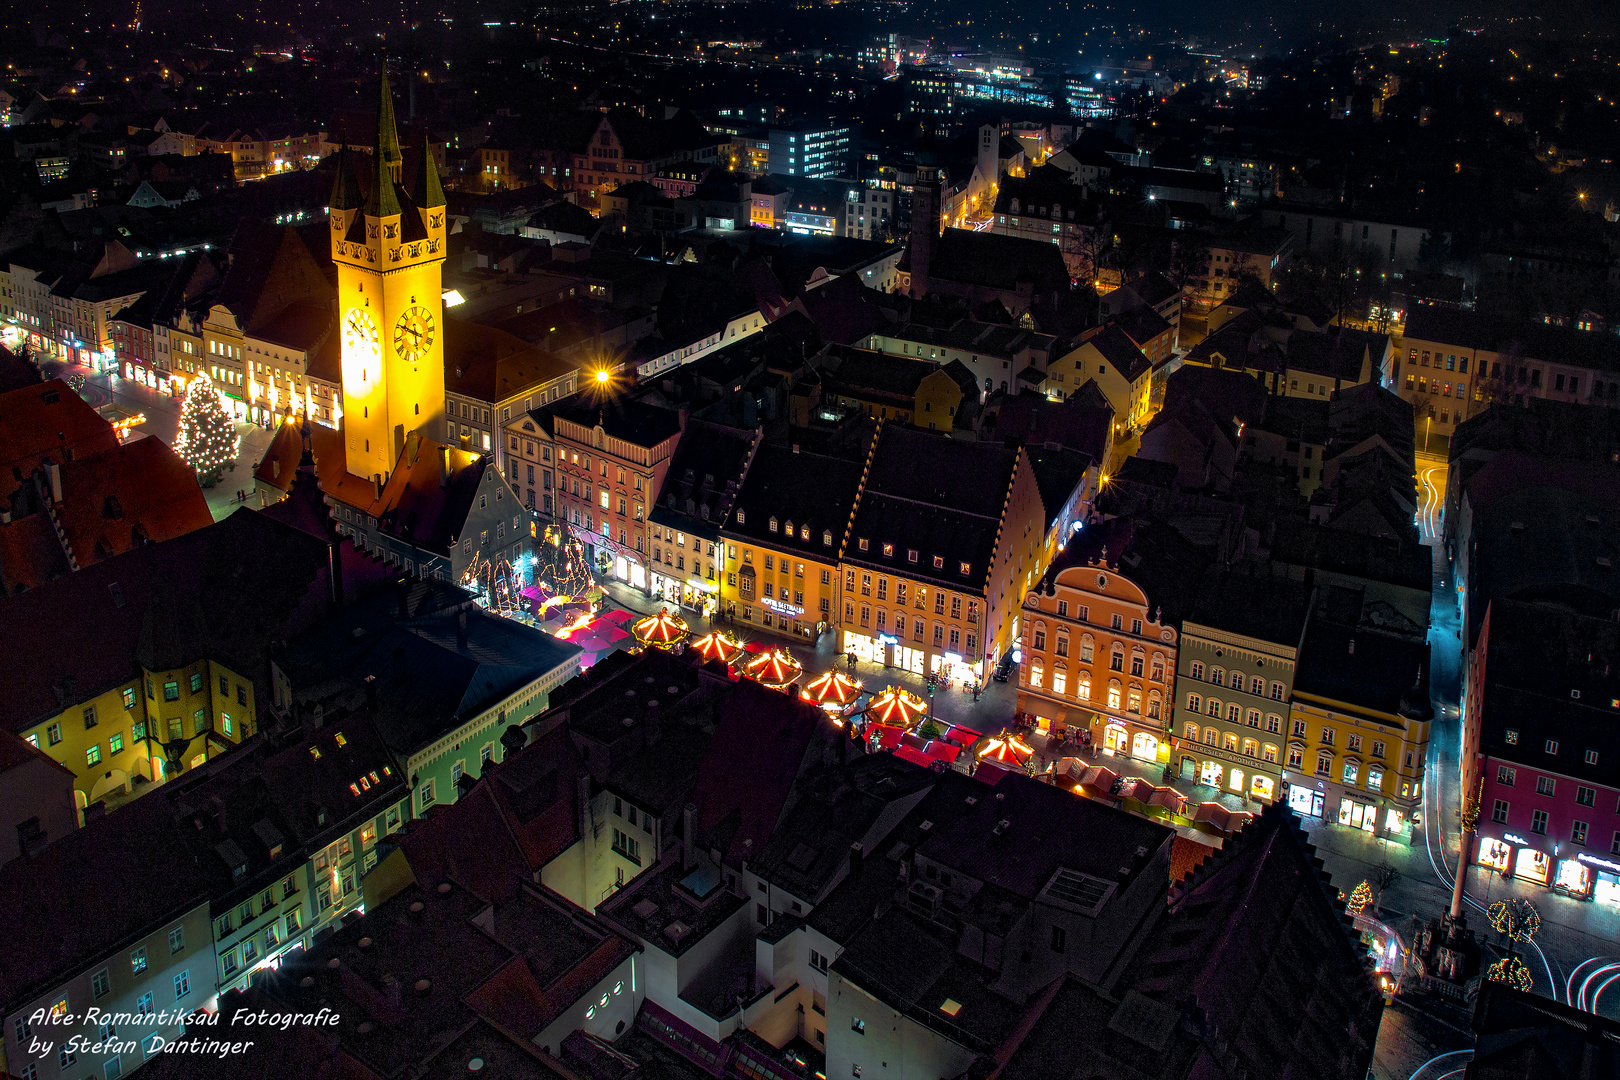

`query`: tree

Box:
[174,373,239,487]
[1371,864,1401,900]
[1346,880,1374,916]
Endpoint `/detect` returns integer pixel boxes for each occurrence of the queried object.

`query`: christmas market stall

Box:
[864,685,927,728]
[742,647,803,690]
[801,670,862,716]
[690,630,744,666]
[632,609,690,651]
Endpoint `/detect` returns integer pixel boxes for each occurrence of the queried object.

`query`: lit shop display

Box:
[1476,837,1511,872]
[1555,858,1595,900]
[1338,799,1379,834]
[1513,847,1551,886]
[1287,784,1326,819]
[1580,853,1620,906]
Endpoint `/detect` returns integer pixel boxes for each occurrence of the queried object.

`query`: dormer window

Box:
[769,517,779,532]
[858,538,870,551]
[908,549,919,563]
[785,520,794,536]
[883,543,894,557]
[823,530,833,547]
[959,561,971,575]
[736,510,746,524]
[933,556,945,569]
[800,526,810,541]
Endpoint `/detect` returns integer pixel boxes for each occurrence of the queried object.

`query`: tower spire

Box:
[412,133,444,209]
[329,142,362,211]
[367,65,403,217]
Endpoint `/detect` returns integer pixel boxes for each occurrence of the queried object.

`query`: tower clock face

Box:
[344,309,379,360]
[393,306,437,365]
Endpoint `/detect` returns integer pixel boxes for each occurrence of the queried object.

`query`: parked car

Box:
[992,656,1014,682]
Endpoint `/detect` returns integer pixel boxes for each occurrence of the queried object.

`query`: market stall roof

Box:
[924,741,962,765]
[633,609,689,647]
[866,724,905,751]
[743,647,803,687]
[941,725,978,747]
[690,630,743,664]
[802,669,861,706]
[865,685,926,726]
[977,730,1033,766]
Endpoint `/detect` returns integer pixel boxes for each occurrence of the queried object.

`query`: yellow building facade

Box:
[17,656,255,818]
[330,70,448,485]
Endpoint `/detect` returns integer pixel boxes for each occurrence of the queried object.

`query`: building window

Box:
[1545,739,1558,755]
[168,926,184,953]
[1497,766,1515,786]
[1531,809,1548,835]
[1573,820,1589,845]
[173,970,191,999]
[1536,776,1556,797]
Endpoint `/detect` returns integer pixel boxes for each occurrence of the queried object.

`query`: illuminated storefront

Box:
[1338,798,1378,833]
[1514,846,1551,886]
[1555,858,1594,900]
[1580,853,1620,906]
[1287,782,1326,819]
[1475,837,1511,872]
[1250,774,1275,801]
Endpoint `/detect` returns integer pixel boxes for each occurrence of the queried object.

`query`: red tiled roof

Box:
[0,379,119,505]
[55,437,212,567]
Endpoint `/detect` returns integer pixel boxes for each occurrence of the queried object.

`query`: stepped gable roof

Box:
[844,425,1020,593]
[726,441,865,553]
[0,513,70,593]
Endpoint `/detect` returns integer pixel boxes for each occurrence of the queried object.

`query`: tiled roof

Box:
[53,437,211,569]
[845,425,1020,592]
[444,317,577,404]
[0,379,120,506]
[725,442,864,554]
[0,792,210,1012]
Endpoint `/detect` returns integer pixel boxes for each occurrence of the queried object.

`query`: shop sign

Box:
[876,633,898,645]
[685,577,719,594]
[762,596,803,617]
[1503,833,1528,845]
[1578,853,1620,874]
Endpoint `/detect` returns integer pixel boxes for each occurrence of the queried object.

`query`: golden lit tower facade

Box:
[329,69,447,483]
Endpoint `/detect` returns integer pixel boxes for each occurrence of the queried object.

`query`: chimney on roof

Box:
[373,473,383,502]
[456,608,468,650]
[327,534,345,612]
[438,446,450,489]
[46,462,62,505]
[364,674,378,711]
[1348,638,1356,655]
[849,841,864,874]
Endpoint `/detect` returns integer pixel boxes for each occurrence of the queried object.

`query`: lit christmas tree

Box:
[174,372,239,487]
[1346,881,1374,917]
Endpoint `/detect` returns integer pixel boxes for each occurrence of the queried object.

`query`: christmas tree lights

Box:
[1346,881,1374,917]
[174,372,240,486]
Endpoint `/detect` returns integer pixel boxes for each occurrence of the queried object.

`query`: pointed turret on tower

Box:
[366,66,404,218]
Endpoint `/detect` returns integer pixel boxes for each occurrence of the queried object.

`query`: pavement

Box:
[58,361,276,521]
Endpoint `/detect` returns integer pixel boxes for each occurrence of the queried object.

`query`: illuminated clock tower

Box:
[329,68,447,484]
